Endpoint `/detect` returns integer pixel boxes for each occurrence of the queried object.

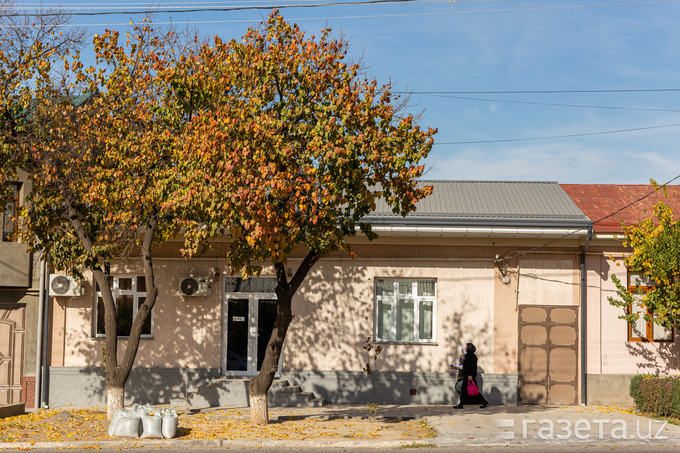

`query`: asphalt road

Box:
[19,446,680,453]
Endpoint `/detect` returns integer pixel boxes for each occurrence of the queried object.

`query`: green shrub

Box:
[639,377,672,415]
[631,374,680,419]
[630,373,655,408]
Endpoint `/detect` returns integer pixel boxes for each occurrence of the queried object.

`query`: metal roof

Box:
[561,184,680,233]
[367,181,591,228]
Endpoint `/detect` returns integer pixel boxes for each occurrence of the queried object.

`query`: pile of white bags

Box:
[108,404,178,439]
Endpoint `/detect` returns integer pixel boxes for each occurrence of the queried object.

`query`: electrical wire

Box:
[3,0,680,19]
[434,123,680,145]
[413,93,680,113]
[402,88,680,94]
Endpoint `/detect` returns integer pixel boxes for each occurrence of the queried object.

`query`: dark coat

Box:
[459,343,487,405]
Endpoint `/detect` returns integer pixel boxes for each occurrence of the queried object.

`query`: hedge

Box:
[630,374,680,419]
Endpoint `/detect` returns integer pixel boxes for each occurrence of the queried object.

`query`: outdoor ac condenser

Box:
[49,274,84,297]
[179,277,211,297]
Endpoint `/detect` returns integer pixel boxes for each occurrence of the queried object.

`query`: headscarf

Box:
[466,343,476,355]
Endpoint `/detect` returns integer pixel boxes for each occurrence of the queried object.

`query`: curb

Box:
[0,438,421,450]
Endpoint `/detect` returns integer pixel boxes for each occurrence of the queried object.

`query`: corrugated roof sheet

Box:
[368,181,591,227]
[560,184,680,233]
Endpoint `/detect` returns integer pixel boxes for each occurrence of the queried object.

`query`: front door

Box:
[517,305,579,405]
[221,277,278,376]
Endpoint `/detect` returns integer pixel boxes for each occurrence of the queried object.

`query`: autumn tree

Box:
[608,187,680,330]
[0,18,205,418]
[0,0,84,200]
[181,12,436,424]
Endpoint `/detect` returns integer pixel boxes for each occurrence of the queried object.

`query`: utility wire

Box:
[3,0,680,18]
[403,88,680,94]
[434,123,680,145]
[498,173,680,262]
[414,93,680,113]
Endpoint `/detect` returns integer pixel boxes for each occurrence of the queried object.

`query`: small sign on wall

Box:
[232,316,246,322]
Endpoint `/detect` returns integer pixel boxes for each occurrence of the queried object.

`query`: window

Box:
[374,278,435,343]
[627,271,673,342]
[95,276,153,338]
[2,183,21,242]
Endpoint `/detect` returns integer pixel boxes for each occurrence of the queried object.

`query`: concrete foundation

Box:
[586,374,634,405]
[47,367,518,407]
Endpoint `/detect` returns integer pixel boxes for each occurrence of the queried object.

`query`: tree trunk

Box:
[248,290,292,425]
[249,393,269,425]
[248,252,320,424]
[106,383,125,420]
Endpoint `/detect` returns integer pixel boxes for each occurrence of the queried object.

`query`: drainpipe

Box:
[580,225,593,406]
[34,255,46,410]
[40,262,51,408]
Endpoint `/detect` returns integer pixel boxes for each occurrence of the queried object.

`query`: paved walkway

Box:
[2,403,680,450]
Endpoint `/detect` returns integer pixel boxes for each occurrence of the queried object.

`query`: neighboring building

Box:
[0,171,40,408]
[44,181,594,408]
[561,184,680,405]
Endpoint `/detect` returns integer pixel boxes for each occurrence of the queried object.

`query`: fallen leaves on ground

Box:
[0,408,436,443]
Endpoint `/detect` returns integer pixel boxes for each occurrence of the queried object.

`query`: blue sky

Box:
[22,0,680,185]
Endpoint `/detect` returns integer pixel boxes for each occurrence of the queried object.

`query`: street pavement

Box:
[2,403,680,450]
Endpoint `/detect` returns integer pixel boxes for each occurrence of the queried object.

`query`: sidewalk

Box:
[1,403,679,450]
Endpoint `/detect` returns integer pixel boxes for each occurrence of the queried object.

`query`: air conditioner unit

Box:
[49,274,84,297]
[179,277,211,297]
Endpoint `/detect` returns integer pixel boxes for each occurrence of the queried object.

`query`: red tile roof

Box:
[560,184,680,233]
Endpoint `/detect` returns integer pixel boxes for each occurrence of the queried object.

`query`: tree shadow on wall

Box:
[282,257,513,407]
[625,340,680,375]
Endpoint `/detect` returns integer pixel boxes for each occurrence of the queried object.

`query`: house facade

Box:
[41,181,594,408]
[0,171,40,408]
[561,184,680,406]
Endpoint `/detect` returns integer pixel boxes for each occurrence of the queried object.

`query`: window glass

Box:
[377,300,392,339]
[652,312,673,341]
[118,278,133,291]
[396,298,414,341]
[629,272,656,288]
[224,277,277,293]
[95,275,152,338]
[630,297,648,339]
[137,276,146,292]
[116,295,134,336]
[418,281,435,297]
[138,296,151,335]
[2,184,19,242]
[627,271,672,342]
[96,297,106,335]
[419,300,434,340]
[375,279,394,296]
[375,279,435,343]
[398,282,412,295]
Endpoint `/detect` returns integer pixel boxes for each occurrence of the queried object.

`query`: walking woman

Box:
[453,343,489,409]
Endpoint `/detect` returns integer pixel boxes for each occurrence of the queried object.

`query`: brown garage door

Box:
[518,305,578,405]
[0,304,26,405]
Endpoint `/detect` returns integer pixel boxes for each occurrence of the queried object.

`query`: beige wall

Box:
[58,260,223,368]
[287,258,495,374]
[518,256,580,306]
[50,242,584,376]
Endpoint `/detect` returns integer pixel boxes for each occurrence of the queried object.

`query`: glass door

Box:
[221,277,279,376]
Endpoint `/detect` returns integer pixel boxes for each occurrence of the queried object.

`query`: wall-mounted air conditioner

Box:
[49,274,84,297]
[179,277,211,297]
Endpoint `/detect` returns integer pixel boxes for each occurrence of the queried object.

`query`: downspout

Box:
[40,262,51,408]
[580,224,593,406]
[34,255,46,410]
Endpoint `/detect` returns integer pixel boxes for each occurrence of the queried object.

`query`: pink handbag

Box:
[467,380,480,396]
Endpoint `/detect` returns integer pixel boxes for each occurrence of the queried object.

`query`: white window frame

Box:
[374,278,436,344]
[95,275,153,339]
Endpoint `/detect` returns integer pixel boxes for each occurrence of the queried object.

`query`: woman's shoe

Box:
[453,404,464,409]
[480,402,489,408]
